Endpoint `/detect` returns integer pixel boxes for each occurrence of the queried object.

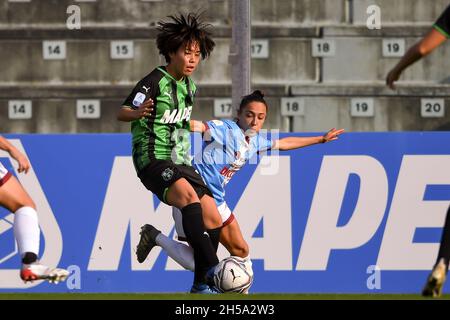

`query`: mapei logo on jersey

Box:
[161,106,193,124]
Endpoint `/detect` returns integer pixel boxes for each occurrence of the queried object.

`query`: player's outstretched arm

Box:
[189,120,206,133]
[386,29,447,90]
[272,128,344,151]
[117,99,154,122]
[0,135,30,173]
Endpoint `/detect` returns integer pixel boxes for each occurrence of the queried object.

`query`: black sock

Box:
[181,203,219,284]
[207,227,222,253]
[22,252,37,264]
[436,205,450,273]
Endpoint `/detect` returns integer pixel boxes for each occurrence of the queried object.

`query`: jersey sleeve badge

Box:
[132,92,146,108]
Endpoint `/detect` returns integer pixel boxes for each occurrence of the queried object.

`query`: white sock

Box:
[13,206,40,258]
[235,255,253,294]
[155,233,195,271]
[241,255,253,276]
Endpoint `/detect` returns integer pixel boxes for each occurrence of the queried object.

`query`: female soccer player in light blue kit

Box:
[137,90,344,288]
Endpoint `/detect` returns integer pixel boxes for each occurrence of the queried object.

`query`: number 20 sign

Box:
[421,99,445,118]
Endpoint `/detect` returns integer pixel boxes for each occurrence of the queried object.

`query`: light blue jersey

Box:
[193,119,273,206]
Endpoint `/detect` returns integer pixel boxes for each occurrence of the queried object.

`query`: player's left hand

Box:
[322,128,345,143]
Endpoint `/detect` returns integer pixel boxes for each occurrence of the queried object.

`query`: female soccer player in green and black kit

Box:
[386,4,450,298]
[117,13,221,294]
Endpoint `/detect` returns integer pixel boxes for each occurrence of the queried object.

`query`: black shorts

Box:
[138,160,212,204]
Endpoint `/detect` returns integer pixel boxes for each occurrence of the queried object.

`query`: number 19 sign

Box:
[382,39,406,58]
[350,98,375,117]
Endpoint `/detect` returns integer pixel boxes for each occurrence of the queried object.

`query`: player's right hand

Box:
[135,99,154,119]
[11,151,30,174]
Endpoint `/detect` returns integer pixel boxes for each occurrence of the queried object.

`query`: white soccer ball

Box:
[213,256,253,293]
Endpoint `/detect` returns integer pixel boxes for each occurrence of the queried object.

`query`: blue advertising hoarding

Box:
[0,132,450,293]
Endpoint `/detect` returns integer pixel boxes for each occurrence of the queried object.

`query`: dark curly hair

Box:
[156,12,215,63]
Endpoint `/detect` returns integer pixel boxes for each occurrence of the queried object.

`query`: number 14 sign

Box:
[8,100,32,119]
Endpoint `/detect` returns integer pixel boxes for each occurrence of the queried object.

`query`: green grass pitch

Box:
[0,293,448,300]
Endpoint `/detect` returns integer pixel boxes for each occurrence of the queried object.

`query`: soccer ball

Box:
[213,256,253,293]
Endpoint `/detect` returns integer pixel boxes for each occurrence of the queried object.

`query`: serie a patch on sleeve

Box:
[132,92,146,108]
[211,120,224,126]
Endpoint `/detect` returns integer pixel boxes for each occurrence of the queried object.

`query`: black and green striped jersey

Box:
[122,66,196,173]
[434,4,450,38]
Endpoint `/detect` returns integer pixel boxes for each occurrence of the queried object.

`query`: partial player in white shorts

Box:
[0,137,69,284]
[0,162,12,186]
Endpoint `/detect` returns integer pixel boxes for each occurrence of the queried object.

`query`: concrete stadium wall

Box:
[3,33,449,85]
[0,38,319,84]
[1,0,450,133]
[0,94,284,134]
[353,0,449,25]
[291,96,450,132]
[321,37,450,83]
[0,0,346,26]
[2,0,448,26]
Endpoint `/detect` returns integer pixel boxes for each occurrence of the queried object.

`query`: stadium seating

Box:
[1,0,449,133]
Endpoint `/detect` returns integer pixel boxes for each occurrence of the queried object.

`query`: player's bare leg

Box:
[220,218,253,293]
[219,218,249,259]
[0,175,69,284]
[0,174,35,212]
[199,195,222,230]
